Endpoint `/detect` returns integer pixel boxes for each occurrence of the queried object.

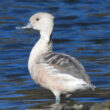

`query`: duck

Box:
[20,12,95,103]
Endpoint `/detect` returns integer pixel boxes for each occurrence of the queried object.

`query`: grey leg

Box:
[53,91,60,104]
[55,94,60,104]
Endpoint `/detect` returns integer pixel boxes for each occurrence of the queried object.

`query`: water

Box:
[0,0,110,109]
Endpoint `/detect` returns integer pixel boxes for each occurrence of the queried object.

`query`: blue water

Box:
[0,0,110,109]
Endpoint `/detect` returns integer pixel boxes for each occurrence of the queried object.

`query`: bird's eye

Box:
[36,18,39,21]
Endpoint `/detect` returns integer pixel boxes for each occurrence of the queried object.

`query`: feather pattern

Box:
[37,52,91,85]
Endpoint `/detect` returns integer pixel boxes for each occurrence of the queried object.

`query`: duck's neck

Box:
[28,33,52,73]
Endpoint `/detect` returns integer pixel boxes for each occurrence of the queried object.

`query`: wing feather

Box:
[37,52,91,84]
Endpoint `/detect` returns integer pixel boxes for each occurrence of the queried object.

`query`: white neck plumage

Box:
[28,30,52,73]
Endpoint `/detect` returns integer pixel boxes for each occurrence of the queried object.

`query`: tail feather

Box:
[83,83,96,91]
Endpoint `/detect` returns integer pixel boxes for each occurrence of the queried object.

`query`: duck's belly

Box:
[30,64,89,93]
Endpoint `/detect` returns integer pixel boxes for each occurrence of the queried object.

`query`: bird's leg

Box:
[55,94,60,104]
[53,91,60,104]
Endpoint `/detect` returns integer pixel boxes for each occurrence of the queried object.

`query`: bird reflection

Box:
[26,100,83,110]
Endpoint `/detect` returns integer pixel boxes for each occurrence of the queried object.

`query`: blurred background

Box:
[0,0,110,109]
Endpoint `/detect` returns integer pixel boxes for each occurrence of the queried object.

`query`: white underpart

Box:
[59,74,89,91]
[44,64,89,92]
[31,62,89,92]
